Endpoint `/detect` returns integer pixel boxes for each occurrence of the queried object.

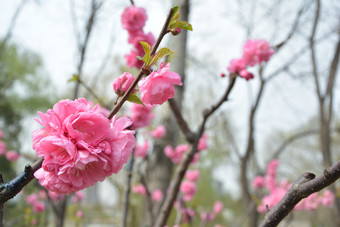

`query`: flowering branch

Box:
[259,160,340,227]
[108,8,174,119]
[0,157,43,205]
[154,75,237,227]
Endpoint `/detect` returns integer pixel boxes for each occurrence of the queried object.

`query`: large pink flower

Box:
[33,98,135,194]
[138,63,183,105]
[121,6,147,32]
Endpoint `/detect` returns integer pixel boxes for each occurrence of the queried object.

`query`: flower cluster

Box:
[32,98,136,194]
[121,5,155,69]
[25,193,46,213]
[253,160,335,212]
[164,134,209,164]
[227,39,274,80]
[130,103,154,129]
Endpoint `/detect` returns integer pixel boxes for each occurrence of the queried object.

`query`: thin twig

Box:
[121,152,135,227]
[0,173,3,227]
[140,175,155,226]
[154,75,237,227]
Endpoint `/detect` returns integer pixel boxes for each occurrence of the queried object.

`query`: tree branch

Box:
[259,160,340,227]
[0,157,43,205]
[121,152,135,227]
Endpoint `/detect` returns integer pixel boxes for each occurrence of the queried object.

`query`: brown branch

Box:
[107,8,174,119]
[167,99,195,143]
[259,160,340,227]
[121,152,135,227]
[0,157,43,205]
[153,75,237,227]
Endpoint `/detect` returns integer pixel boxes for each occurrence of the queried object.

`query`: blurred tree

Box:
[0,39,54,177]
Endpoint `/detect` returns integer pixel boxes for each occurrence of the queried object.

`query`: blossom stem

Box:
[107,8,174,119]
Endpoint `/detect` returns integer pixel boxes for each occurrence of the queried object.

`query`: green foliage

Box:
[150,48,174,65]
[139,41,152,66]
[169,6,193,31]
[127,92,143,105]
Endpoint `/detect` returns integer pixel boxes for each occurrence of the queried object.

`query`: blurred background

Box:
[0,0,340,226]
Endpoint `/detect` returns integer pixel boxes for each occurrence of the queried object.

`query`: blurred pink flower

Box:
[180,181,197,201]
[213,200,224,214]
[227,58,246,74]
[198,134,208,151]
[239,69,254,80]
[135,140,149,158]
[164,144,189,164]
[72,191,84,203]
[242,39,274,66]
[113,72,136,96]
[138,63,183,105]
[31,218,38,225]
[33,98,135,194]
[0,141,6,155]
[151,125,166,139]
[252,176,265,189]
[152,189,163,202]
[26,193,39,204]
[76,210,83,218]
[48,191,63,201]
[133,184,146,195]
[33,201,46,213]
[6,150,20,161]
[125,50,144,69]
[130,104,154,129]
[185,170,200,182]
[200,212,215,222]
[121,6,147,32]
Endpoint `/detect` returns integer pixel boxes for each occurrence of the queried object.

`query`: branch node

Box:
[24,165,33,174]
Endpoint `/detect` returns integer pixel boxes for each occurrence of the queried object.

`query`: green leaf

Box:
[68,74,79,82]
[150,48,174,65]
[177,21,193,31]
[139,41,151,66]
[169,6,180,28]
[127,92,144,105]
[136,56,143,60]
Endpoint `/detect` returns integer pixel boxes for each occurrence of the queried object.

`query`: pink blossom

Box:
[49,191,63,201]
[26,193,39,204]
[319,190,335,207]
[227,58,246,74]
[72,191,84,203]
[138,63,183,105]
[33,201,46,213]
[121,6,147,32]
[164,144,189,164]
[151,125,166,139]
[39,190,47,199]
[191,153,200,164]
[152,189,163,202]
[180,181,197,201]
[6,150,20,161]
[130,104,154,129]
[0,141,6,155]
[198,134,208,151]
[33,98,135,194]
[200,212,215,222]
[113,72,136,96]
[239,69,254,80]
[185,170,200,182]
[242,39,274,66]
[76,210,83,218]
[31,219,38,225]
[133,184,146,195]
[181,208,196,223]
[213,200,224,214]
[130,32,156,53]
[125,50,144,69]
[135,140,149,158]
[252,176,265,189]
